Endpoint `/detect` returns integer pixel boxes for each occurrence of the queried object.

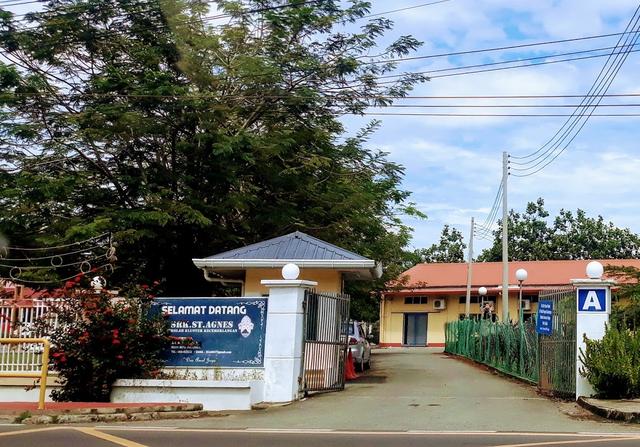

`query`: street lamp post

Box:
[516,268,528,322]
[479,286,488,320]
[515,268,528,375]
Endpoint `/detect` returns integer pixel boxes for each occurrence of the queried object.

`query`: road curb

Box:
[577,397,640,423]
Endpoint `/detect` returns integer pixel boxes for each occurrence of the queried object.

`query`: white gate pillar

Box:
[261,265,317,404]
[571,261,615,400]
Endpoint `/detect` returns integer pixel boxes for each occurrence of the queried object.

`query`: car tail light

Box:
[349,337,358,345]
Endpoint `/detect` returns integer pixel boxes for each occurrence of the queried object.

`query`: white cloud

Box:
[360,0,640,252]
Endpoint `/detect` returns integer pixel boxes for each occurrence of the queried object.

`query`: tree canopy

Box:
[0,0,426,294]
[409,224,466,265]
[478,198,640,262]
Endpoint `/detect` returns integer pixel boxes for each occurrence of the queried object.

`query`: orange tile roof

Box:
[388,259,640,295]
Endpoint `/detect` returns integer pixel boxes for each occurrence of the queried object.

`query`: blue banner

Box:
[155,297,268,367]
[536,300,553,335]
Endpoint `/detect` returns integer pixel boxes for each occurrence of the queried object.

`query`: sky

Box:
[3,0,640,256]
[343,0,640,254]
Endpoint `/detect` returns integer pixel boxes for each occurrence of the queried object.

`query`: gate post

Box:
[261,265,317,404]
[571,261,615,400]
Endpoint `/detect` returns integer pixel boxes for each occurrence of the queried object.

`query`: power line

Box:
[361,112,640,117]
[382,103,640,108]
[361,46,640,86]
[4,3,638,74]
[510,3,640,175]
[1,41,637,103]
[0,0,41,7]
[4,92,640,100]
[376,43,639,80]
[363,0,451,18]
[475,183,503,238]
[364,31,637,65]
[3,0,452,27]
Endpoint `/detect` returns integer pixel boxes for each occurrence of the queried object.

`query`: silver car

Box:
[348,320,371,372]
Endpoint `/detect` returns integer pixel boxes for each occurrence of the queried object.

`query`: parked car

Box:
[348,320,371,372]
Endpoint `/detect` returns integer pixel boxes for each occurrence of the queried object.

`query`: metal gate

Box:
[301,289,350,394]
[538,287,576,396]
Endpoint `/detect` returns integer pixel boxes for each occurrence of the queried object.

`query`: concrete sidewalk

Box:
[101,348,640,433]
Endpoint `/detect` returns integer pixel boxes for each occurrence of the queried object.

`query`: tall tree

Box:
[411,224,467,264]
[478,198,640,261]
[0,0,425,293]
[605,265,640,330]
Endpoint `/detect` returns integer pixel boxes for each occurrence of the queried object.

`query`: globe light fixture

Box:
[586,261,604,279]
[515,268,528,282]
[282,263,300,280]
[478,287,487,296]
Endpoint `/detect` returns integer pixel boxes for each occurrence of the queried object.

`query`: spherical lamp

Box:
[282,263,300,280]
[478,286,487,296]
[586,261,604,279]
[515,268,528,282]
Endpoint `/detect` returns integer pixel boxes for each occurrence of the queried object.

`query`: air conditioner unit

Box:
[521,299,531,311]
[433,299,447,310]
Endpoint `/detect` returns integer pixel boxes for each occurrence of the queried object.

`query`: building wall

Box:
[380,293,539,347]
[243,268,343,296]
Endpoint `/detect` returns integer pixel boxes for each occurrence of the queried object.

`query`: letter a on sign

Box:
[582,291,601,311]
[578,289,607,313]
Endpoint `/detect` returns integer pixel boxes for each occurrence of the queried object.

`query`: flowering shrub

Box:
[37,284,171,402]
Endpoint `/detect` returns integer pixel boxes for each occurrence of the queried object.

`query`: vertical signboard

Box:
[155,297,268,367]
[536,300,553,335]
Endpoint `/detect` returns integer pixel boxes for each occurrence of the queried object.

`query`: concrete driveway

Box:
[100,348,640,433]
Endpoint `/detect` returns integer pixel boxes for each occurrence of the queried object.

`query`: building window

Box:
[459,295,497,305]
[404,296,428,305]
[523,294,538,303]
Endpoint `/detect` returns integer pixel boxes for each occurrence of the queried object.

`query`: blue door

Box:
[404,313,428,346]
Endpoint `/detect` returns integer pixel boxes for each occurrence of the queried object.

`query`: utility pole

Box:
[465,217,474,318]
[501,151,509,322]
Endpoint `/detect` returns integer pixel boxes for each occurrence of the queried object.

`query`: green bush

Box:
[579,326,640,398]
[37,285,171,402]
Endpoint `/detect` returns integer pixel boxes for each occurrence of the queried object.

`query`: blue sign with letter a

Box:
[577,289,607,313]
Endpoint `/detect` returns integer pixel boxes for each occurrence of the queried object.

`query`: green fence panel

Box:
[445,318,539,384]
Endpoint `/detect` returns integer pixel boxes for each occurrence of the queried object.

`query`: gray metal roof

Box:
[206,231,371,261]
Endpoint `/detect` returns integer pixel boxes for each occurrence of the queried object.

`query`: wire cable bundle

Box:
[508,3,640,176]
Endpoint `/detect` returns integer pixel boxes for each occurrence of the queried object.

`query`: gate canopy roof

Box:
[193,231,381,280]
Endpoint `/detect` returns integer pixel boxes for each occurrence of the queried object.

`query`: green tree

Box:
[411,224,467,264]
[478,198,551,261]
[605,265,640,331]
[478,198,640,261]
[0,0,425,294]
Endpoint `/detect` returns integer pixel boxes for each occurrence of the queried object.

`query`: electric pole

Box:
[501,151,509,322]
[465,217,474,318]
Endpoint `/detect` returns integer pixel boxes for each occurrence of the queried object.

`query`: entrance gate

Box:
[301,289,350,394]
[538,287,576,396]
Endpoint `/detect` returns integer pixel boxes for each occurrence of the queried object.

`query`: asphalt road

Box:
[2,427,640,447]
